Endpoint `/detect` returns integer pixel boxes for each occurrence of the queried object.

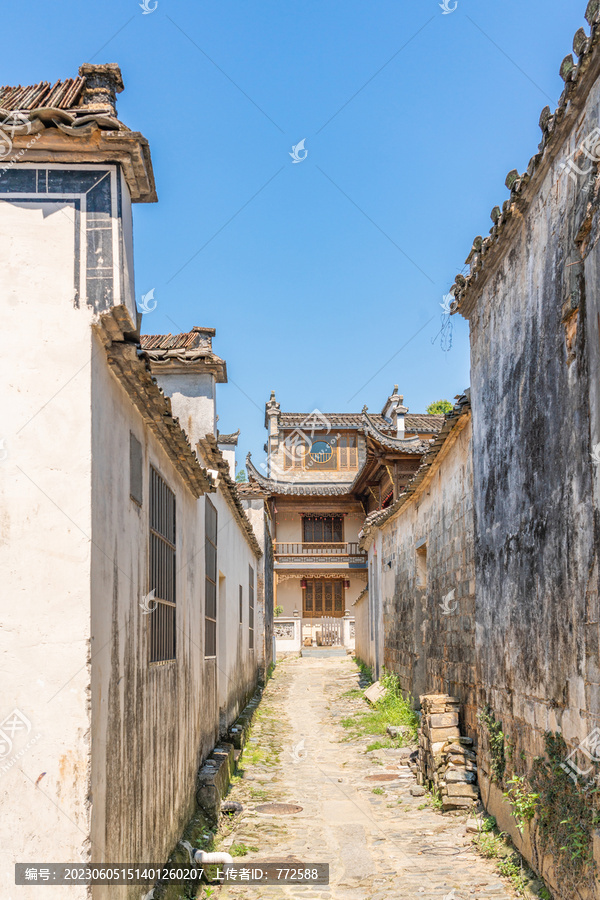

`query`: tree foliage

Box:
[426,399,453,415]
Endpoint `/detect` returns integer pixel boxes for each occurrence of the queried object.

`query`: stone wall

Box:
[451,4,600,888]
[364,411,476,738]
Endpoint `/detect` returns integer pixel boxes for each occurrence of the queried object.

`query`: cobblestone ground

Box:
[215,656,515,900]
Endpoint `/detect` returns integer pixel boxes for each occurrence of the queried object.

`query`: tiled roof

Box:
[217,430,240,445]
[0,64,156,203]
[0,77,85,111]
[141,328,227,381]
[246,409,433,496]
[359,392,471,543]
[278,412,443,434]
[235,481,267,497]
[361,412,430,454]
[141,328,216,352]
[246,454,355,496]
[451,2,600,320]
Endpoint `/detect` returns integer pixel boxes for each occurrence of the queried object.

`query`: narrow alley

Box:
[215,657,515,900]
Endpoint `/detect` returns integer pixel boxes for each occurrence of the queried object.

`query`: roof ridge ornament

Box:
[78,63,124,116]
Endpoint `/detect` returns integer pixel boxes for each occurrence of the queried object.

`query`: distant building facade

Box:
[246,390,443,662]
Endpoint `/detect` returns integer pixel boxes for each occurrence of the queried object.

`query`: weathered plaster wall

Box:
[242,501,275,678]
[0,197,95,900]
[90,339,260,898]
[156,372,217,446]
[369,418,475,735]
[466,90,600,775]
[0,161,262,899]
[457,50,600,889]
[353,591,371,669]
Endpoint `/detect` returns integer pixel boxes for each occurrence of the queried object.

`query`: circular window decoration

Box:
[310,440,333,462]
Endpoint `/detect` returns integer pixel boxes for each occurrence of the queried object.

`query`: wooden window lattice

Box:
[303,579,345,617]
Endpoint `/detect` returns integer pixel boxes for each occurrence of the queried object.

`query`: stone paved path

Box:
[216,656,515,900]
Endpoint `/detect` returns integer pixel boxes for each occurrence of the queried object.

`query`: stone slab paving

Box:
[216,656,515,900]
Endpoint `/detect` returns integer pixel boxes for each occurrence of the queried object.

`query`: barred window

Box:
[205,498,218,658]
[149,467,176,662]
[249,564,254,650]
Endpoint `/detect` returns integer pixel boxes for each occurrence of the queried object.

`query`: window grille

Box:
[205,498,218,658]
[149,466,176,662]
[249,565,255,650]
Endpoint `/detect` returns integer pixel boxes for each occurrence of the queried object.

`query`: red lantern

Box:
[301,579,307,589]
[344,579,350,589]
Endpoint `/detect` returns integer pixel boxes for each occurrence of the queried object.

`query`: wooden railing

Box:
[274,541,364,556]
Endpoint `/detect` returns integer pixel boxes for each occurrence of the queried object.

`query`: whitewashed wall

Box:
[0,163,263,900]
[0,192,95,899]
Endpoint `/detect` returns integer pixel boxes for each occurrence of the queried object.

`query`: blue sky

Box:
[4,0,585,468]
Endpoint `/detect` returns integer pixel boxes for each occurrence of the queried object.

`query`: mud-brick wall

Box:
[461,67,600,796]
[379,417,477,739]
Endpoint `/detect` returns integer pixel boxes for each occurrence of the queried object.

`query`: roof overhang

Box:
[5,113,156,203]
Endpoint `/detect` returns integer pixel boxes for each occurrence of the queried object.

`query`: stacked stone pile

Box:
[417,693,479,812]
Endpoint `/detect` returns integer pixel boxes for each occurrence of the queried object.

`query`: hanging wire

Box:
[431,312,453,353]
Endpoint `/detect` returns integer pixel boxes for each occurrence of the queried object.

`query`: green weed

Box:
[230,843,259,857]
[342,669,418,744]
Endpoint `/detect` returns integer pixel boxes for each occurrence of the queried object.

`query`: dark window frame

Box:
[149,466,176,663]
[239,584,243,625]
[130,432,143,506]
[205,498,218,658]
[302,515,344,543]
[249,564,255,650]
